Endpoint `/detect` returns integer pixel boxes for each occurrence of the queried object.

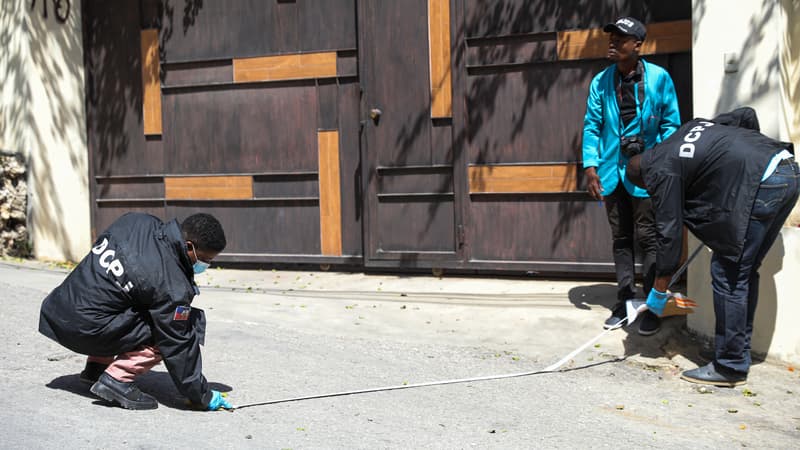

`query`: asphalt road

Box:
[1,260,798,449]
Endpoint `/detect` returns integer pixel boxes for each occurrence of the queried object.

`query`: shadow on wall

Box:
[0,2,32,175]
[694,0,781,129]
[695,0,799,226]
[26,0,88,261]
[780,0,800,226]
[0,1,86,260]
[781,0,800,144]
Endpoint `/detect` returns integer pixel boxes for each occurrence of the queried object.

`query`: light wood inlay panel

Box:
[640,21,693,56]
[233,52,337,83]
[318,130,342,256]
[556,27,607,61]
[557,20,691,61]
[428,0,452,118]
[164,176,253,200]
[469,164,578,193]
[141,29,162,135]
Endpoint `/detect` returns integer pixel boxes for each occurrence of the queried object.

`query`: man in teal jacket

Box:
[582,17,681,335]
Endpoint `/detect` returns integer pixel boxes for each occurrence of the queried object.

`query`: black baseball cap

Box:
[604,17,647,41]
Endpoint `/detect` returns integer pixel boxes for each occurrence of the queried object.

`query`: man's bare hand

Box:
[585,167,604,200]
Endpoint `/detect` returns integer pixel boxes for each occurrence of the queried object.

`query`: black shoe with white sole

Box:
[637,310,662,336]
[90,373,158,410]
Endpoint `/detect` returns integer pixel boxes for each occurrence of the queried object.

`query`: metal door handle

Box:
[369,108,382,125]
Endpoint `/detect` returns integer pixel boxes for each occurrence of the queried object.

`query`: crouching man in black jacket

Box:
[626,108,799,387]
[39,212,232,410]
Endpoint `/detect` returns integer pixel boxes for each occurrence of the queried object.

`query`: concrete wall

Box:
[0,0,90,262]
[689,0,800,365]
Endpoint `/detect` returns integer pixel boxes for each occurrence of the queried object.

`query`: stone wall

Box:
[0,152,29,257]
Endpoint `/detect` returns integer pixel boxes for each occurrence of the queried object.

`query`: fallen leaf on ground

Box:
[742,388,756,397]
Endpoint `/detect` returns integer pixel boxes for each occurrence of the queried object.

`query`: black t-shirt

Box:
[617,61,643,127]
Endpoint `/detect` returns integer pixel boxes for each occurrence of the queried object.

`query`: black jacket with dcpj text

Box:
[39,213,212,407]
[640,117,794,276]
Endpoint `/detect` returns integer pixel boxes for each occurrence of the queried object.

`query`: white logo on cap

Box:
[618,18,634,28]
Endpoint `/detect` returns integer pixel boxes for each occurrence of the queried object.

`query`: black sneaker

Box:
[637,310,662,336]
[90,373,158,410]
[603,302,627,329]
[681,362,747,387]
[79,362,109,384]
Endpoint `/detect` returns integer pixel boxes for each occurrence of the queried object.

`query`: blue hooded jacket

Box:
[582,59,681,197]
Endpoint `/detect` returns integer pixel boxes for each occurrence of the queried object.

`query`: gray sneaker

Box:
[681,362,747,387]
[90,373,158,410]
[603,302,627,329]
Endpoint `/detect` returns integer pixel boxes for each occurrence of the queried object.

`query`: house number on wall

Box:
[30,0,71,23]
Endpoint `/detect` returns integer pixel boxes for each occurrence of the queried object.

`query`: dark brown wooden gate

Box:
[83,0,692,275]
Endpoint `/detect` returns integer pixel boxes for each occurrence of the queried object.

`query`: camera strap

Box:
[617,61,645,138]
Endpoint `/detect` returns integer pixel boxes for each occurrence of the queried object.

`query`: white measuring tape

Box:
[233,245,706,410]
[233,318,628,410]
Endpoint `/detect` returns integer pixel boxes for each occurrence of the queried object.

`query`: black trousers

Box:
[603,185,657,302]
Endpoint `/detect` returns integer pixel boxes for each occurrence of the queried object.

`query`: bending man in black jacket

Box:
[39,212,232,410]
[626,108,798,386]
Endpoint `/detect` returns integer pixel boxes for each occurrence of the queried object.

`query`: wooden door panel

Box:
[464,0,613,38]
[466,62,606,164]
[376,200,455,253]
[360,0,461,265]
[464,0,690,38]
[162,84,319,174]
[85,0,163,178]
[362,0,433,167]
[469,197,611,266]
[156,0,357,63]
[166,203,320,255]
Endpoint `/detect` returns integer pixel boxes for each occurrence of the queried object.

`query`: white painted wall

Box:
[689,0,800,365]
[781,0,800,226]
[0,0,90,262]
[692,0,783,135]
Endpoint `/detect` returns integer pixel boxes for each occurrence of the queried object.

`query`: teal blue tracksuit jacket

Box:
[582,59,681,197]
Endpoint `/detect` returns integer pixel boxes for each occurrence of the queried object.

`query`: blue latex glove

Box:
[646,288,670,316]
[207,390,233,411]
